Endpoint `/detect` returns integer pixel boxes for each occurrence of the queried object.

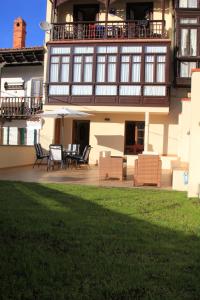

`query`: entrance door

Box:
[73,4,99,22]
[126,3,153,20]
[73,120,90,155]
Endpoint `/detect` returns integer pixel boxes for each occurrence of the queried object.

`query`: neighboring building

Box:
[0,17,44,146]
[42,0,194,174]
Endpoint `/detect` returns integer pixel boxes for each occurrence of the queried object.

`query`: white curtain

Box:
[72,85,93,95]
[50,57,59,82]
[73,56,82,82]
[190,29,197,56]
[108,56,117,82]
[120,85,141,96]
[96,85,117,95]
[145,56,154,82]
[157,56,165,82]
[49,85,69,95]
[181,29,189,56]
[97,46,118,53]
[145,46,167,53]
[144,86,166,96]
[132,56,141,82]
[180,61,196,77]
[84,56,93,82]
[179,0,187,7]
[51,47,71,54]
[61,56,70,82]
[121,46,142,53]
[74,47,94,54]
[96,56,106,82]
[189,0,197,7]
[121,56,130,82]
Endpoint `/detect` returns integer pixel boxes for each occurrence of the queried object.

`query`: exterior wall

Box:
[188,70,200,197]
[0,146,35,168]
[0,65,43,98]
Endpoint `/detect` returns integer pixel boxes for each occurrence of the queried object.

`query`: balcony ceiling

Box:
[0,47,44,65]
[53,0,116,7]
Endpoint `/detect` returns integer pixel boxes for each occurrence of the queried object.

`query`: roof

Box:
[0,46,44,65]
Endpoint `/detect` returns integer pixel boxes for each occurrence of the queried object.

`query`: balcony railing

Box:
[0,97,43,119]
[51,20,167,41]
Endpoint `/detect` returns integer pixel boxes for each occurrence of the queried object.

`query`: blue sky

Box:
[0,0,47,48]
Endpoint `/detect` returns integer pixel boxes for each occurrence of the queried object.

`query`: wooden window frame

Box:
[47,43,170,105]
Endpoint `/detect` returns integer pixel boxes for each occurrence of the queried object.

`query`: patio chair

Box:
[48,144,65,171]
[66,144,80,155]
[133,154,162,187]
[33,143,49,168]
[70,145,92,168]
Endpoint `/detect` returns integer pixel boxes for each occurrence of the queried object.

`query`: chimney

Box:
[13,17,26,49]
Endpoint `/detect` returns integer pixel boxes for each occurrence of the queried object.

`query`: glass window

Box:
[121,56,130,82]
[180,28,197,56]
[124,121,144,155]
[157,56,166,82]
[119,85,141,96]
[50,56,59,82]
[95,85,117,95]
[132,56,141,82]
[61,56,70,82]
[145,56,154,82]
[180,18,198,24]
[108,56,117,82]
[179,0,197,8]
[144,86,166,96]
[72,85,93,95]
[180,61,197,77]
[49,85,69,95]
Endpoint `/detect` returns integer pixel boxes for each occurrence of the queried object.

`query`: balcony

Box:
[51,20,167,41]
[0,97,43,119]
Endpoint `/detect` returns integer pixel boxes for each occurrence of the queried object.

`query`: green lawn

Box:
[1,182,200,300]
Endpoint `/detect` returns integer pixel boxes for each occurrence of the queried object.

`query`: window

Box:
[1,127,39,145]
[124,121,145,155]
[120,55,141,82]
[50,56,70,83]
[179,0,197,8]
[180,28,197,56]
[145,55,166,83]
[96,55,117,82]
[180,61,197,77]
[73,55,93,82]
[49,45,168,97]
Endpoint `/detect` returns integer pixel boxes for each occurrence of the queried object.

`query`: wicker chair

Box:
[133,154,162,187]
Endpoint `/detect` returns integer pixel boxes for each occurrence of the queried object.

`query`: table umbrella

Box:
[38,108,91,144]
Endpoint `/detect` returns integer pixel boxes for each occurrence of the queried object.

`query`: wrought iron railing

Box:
[0,97,43,118]
[51,20,167,41]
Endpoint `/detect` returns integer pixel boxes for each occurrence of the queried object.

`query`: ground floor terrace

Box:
[0,164,172,188]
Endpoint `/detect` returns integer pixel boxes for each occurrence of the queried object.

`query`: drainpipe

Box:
[144,112,149,152]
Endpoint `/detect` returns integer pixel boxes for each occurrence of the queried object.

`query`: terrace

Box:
[0,97,43,119]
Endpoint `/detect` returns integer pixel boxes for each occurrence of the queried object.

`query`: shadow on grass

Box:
[0,181,200,300]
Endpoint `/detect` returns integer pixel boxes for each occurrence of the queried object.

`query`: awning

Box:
[53,0,116,8]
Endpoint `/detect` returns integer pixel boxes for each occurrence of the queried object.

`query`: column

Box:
[144,112,149,152]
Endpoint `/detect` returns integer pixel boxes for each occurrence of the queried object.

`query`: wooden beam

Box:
[161,0,165,36]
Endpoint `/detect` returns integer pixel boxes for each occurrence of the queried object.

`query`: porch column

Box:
[144,112,150,152]
[161,0,165,36]
[105,0,110,38]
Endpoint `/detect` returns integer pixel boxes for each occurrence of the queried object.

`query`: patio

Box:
[0,164,172,188]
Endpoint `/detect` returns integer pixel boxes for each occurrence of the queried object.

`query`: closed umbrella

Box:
[38,108,91,144]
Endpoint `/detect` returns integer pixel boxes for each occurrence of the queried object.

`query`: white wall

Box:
[0,65,43,98]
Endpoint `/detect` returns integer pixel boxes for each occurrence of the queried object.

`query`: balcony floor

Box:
[0,165,172,189]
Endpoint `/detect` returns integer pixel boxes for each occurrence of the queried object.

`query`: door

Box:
[73,120,90,155]
[126,3,153,20]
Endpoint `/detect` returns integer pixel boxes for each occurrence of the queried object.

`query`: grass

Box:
[1,181,200,300]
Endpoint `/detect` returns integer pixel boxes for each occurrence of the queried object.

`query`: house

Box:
[41,0,194,180]
[0,17,44,167]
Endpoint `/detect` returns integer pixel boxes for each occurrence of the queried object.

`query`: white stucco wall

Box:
[0,65,43,98]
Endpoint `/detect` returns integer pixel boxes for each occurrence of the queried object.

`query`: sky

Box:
[0,0,47,48]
